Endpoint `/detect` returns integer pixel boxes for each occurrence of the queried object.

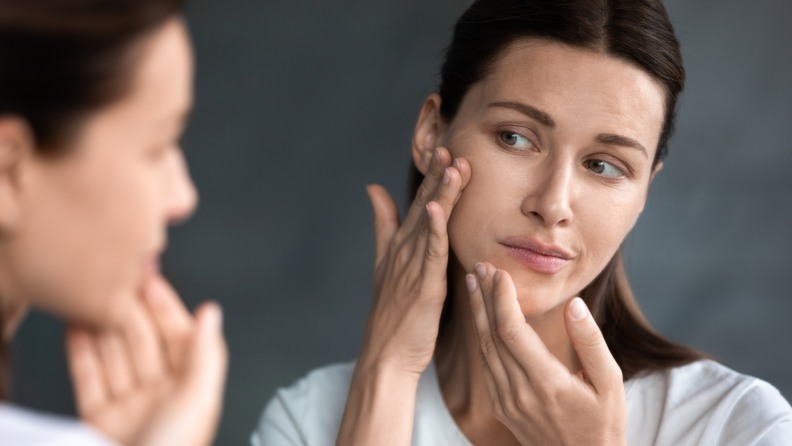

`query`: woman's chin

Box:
[512,277,575,317]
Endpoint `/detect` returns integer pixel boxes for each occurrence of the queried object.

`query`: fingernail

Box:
[465,274,477,292]
[453,158,460,169]
[475,262,487,279]
[494,270,501,285]
[433,147,441,163]
[425,203,433,218]
[207,303,223,329]
[570,298,587,321]
[442,168,450,185]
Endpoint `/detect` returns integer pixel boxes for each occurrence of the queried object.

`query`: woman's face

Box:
[418,41,665,316]
[0,19,196,328]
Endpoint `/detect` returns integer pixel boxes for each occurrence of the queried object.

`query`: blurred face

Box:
[420,41,665,316]
[0,19,196,328]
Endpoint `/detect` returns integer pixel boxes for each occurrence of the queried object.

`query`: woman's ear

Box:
[637,160,664,215]
[0,117,33,232]
[649,160,664,183]
[412,93,444,175]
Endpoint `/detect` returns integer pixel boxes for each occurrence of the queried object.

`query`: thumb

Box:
[564,298,622,392]
[367,184,400,263]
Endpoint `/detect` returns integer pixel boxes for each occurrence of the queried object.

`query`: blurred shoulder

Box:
[251,361,355,446]
[626,360,792,446]
[0,403,115,446]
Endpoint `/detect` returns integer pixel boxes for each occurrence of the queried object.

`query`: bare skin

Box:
[0,19,226,446]
[337,40,665,445]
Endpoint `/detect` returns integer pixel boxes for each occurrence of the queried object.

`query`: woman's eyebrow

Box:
[595,133,648,158]
[488,101,556,127]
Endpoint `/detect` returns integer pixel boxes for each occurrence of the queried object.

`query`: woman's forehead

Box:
[465,40,666,151]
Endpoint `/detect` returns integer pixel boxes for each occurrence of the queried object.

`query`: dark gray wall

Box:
[11,0,792,444]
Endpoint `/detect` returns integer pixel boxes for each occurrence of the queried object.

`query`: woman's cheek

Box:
[447,191,478,271]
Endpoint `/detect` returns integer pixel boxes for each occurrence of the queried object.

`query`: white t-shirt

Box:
[252,359,792,446]
[0,403,116,446]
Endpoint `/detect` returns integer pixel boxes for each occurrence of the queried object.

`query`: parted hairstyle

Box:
[0,0,183,399]
[409,0,705,380]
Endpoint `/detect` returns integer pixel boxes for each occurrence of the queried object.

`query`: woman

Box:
[253,0,792,445]
[0,1,227,445]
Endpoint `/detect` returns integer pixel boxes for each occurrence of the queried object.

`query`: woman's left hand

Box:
[466,262,627,446]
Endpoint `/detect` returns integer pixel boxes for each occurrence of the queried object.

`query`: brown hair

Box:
[412,0,704,380]
[0,0,183,399]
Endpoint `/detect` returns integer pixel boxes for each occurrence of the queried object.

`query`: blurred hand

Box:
[466,262,627,446]
[66,274,228,446]
[357,146,471,378]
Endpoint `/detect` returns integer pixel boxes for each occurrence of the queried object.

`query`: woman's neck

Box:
[434,259,581,445]
[0,268,28,341]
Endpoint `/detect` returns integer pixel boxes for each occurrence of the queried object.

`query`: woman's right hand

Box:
[358,146,471,379]
[335,147,470,446]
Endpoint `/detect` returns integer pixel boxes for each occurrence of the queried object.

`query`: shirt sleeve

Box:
[754,418,792,446]
[716,378,792,446]
[250,389,308,446]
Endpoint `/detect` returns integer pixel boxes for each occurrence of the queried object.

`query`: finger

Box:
[564,297,622,391]
[122,299,165,384]
[427,164,463,224]
[367,184,400,265]
[403,147,452,229]
[479,351,504,412]
[143,274,194,370]
[488,268,568,383]
[466,271,510,392]
[179,302,228,444]
[479,268,533,392]
[65,325,108,416]
[96,331,135,397]
[448,157,472,208]
[420,201,451,282]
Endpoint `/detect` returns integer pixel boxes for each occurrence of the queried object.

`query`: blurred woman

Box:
[253,0,792,445]
[0,1,227,445]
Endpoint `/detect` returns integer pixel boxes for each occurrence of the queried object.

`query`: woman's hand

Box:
[65,274,228,446]
[466,262,627,446]
[358,146,471,378]
[335,147,470,446]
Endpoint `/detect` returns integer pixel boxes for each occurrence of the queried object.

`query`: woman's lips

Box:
[500,238,572,274]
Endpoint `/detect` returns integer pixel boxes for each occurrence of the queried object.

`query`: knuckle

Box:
[394,244,413,267]
[491,402,506,421]
[497,321,520,343]
[415,183,433,204]
[515,390,533,413]
[579,326,606,348]
[502,397,519,419]
[425,240,447,262]
[418,218,432,237]
[479,334,498,356]
[533,380,560,404]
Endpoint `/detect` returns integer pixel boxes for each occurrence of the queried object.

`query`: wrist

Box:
[353,353,423,389]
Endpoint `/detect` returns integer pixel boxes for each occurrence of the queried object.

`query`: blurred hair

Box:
[0,0,183,399]
[410,0,704,381]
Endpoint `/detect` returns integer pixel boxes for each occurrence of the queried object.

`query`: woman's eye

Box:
[586,159,624,178]
[499,131,534,151]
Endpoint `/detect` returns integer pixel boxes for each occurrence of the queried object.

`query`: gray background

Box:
[11,0,792,444]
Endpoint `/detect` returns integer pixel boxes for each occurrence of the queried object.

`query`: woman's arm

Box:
[335,147,471,446]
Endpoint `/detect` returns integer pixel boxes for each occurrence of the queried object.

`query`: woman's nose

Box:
[520,165,574,227]
[165,149,198,225]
